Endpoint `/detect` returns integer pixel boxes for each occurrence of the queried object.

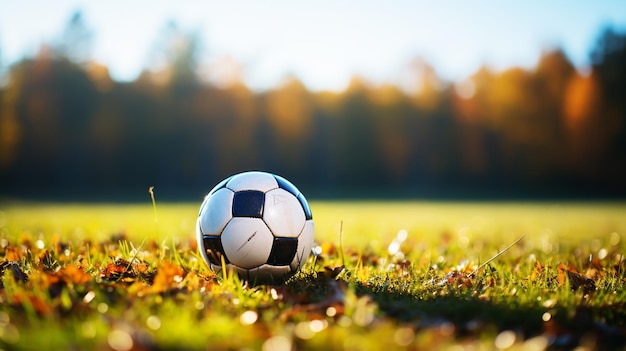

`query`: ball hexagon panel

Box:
[290,220,315,271]
[263,188,306,238]
[221,218,274,269]
[274,174,300,196]
[274,174,313,220]
[207,176,232,197]
[226,171,278,192]
[198,176,233,219]
[198,188,234,235]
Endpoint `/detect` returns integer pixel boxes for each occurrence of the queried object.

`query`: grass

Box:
[0,200,626,350]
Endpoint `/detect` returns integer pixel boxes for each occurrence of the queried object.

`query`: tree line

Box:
[0,19,625,200]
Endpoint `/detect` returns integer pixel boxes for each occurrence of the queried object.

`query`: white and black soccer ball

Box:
[196,171,314,284]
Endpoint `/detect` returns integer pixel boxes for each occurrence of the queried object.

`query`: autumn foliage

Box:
[1,21,625,199]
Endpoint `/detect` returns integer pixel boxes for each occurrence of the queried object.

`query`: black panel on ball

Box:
[208,176,232,197]
[274,175,300,196]
[267,237,298,266]
[203,235,229,265]
[232,190,265,218]
[297,193,313,220]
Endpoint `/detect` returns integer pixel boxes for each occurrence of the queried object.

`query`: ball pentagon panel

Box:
[267,237,298,265]
[232,190,265,218]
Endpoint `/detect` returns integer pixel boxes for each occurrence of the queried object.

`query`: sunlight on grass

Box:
[0,201,625,350]
[2,201,625,250]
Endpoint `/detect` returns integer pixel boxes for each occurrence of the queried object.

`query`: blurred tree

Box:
[146,21,202,92]
[54,10,93,64]
[452,69,496,178]
[529,50,575,176]
[408,57,444,111]
[367,84,413,182]
[261,77,315,180]
[330,77,385,187]
[589,26,626,183]
[2,16,626,199]
[0,78,20,173]
[563,72,608,176]
[1,48,97,195]
[591,27,626,107]
[265,76,313,140]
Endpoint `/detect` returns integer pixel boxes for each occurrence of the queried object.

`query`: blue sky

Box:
[1,0,625,91]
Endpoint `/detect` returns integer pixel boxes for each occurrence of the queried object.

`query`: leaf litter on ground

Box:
[1,203,626,350]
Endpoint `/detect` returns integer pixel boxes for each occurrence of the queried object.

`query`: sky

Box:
[1,0,626,91]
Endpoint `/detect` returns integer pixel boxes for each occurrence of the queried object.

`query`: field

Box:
[1,201,626,350]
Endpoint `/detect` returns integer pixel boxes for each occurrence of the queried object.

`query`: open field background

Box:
[4,201,626,246]
[1,201,626,350]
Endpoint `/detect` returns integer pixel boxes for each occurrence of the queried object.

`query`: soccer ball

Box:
[196,171,314,284]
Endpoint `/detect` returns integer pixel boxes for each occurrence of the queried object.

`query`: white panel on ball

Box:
[195,219,208,262]
[198,188,234,235]
[221,218,274,269]
[226,171,278,192]
[263,188,306,238]
[290,220,314,270]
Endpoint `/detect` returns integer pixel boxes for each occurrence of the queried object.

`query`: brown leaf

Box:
[0,261,28,285]
[320,266,344,279]
[557,263,595,294]
[101,259,131,280]
[584,256,605,280]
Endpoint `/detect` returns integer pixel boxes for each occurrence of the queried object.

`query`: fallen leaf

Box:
[4,245,23,262]
[320,266,344,279]
[530,259,543,281]
[557,263,595,294]
[12,293,51,315]
[60,263,92,285]
[0,261,28,286]
[149,261,185,293]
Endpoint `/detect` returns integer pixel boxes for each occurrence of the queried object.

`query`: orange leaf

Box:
[150,261,185,293]
[12,293,51,315]
[4,245,22,262]
[134,262,149,274]
[45,271,61,285]
[60,263,92,285]
[101,259,130,279]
